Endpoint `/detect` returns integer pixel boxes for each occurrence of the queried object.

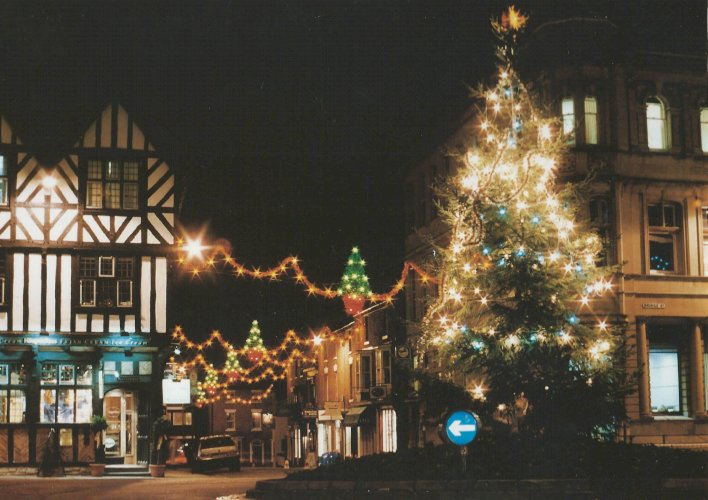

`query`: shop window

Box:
[562,97,575,143]
[584,97,598,145]
[0,364,27,423]
[225,409,237,431]
[86,160,139,210]
[40,363,93,423]
[647,202,683,274]
[0,156,7,205]
[649,345,681,414]
[700,107,708,153]
[646,97,669,151]
[79,256,134,307]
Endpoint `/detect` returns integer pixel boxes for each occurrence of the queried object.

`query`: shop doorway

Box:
[103,389,137,464]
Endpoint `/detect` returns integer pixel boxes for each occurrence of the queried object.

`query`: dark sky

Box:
[0,1,702,346]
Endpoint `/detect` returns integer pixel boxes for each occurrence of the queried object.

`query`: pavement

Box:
[0,466,286,500]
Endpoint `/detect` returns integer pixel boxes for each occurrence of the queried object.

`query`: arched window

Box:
[646,97,668,150]
[700,107,708,153]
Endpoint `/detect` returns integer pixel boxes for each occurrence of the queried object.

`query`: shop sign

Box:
[641,303,666,309]
[302,409,318,418]
[0,335,150,347]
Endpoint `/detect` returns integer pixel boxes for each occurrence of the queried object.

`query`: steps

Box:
[105,464,151,477]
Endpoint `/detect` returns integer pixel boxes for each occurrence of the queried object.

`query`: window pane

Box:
[105,161,121,180]
[80,280,95,306]
[649,349,680,413]
[117,258,133,278]
[80,257,97,278]
[87,181,103,208]
[118,280,132,306]
[648,205,662,227]
[9,390,25,423]
[700,108,708,153]
[76,389,92,423]
[41,389,56,423]
[123,182,138,209]
[584,97,598,145]
[123,162,139,181]
[0,178,7,205]
[76,365,93,385]
[562,98,575,140]
[10,365,26,385]
[97,281,116,307]
[60,365,75,385]
[58,389,75,423]
[646,101,666,150]
[0,365,7,385]
[649,235,674,272]
[105,182,121,208]
[663,204,676,227]
[42,364,57,385]
[0,393,6,423]
[99,257,115,277]
[88,161,102,180]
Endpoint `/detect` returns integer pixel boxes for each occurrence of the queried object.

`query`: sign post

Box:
[444,410,479,475]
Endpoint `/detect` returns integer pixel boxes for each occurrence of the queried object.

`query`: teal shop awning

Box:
[343,405,373,426]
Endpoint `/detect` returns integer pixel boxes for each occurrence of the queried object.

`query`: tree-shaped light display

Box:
[337,246,372,316]
[245,320,266,363]
[202,365,219,396]
[224,349,242,380]
[422,7,628,438]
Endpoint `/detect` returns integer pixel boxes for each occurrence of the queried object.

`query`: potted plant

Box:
[149,416,171,477]
[89,415,108,477]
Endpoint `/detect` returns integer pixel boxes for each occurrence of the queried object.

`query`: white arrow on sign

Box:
[449,420,476,437]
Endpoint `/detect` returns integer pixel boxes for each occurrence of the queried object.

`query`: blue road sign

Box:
[445,410,478,446]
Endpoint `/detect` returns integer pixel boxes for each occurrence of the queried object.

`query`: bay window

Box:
[40,363,93,423]
[0,364,27,423]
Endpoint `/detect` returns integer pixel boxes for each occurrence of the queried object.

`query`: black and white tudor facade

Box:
[0,104,175,466]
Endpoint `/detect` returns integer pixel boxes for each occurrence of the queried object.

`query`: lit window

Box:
[40,363,93,423]
[0,156,7,206]
[381,409,397,452]
[701,108,708,153]
[562,98,575,142]
[646,98,668,150]
[647,203,682,274]
[251,409,262,431]
[85,160,140,210]
[584,97,598,145]
[225,409,237,431]
[649,346,680,414]
[79,256,134,307]
[0,364,27,423]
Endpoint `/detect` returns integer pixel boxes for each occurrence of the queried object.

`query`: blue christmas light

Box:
[498,207,507,216]
[498,258,506,266]
[516,248,525,257]
[568,314,579,325]
[483,247,491,255]
[472,340,484,351]
[531,215,540,224]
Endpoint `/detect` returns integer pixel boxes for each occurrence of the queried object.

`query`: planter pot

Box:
[89,463,106,477]
[149,464,166,478]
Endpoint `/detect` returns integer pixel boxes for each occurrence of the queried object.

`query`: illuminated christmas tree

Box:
[337,246,372,316]
[202,365,219,396]
[422,7,628,438]
[245,320,266,363]
[224,349,242,380]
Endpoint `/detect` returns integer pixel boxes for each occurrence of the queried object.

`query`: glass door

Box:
[103,389,137,464]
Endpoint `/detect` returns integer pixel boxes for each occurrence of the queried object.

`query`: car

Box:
[183,435,241,473]
[318,451,342,467]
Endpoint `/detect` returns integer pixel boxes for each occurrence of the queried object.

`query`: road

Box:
[0,467,285,500]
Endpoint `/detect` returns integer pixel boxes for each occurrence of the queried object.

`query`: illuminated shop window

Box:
[40,363,93,423]
[0,364,26,423]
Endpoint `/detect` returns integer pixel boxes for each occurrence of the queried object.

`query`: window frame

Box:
[0,363,27,423]
[646,202,683,275]
[78,256,134,308]
[85,159,141,211]
[646,97,669,151]
[583,96,598,145]
[0,155,7,206]
[225,409,237,432]
[561,97,575,143]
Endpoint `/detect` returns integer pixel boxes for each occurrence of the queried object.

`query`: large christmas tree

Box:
[422,8,628,438]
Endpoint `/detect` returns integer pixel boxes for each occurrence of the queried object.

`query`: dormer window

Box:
[86,160,139,210]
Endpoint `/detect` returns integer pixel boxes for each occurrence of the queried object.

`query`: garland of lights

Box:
[177,244,437,304]
[171,324,345,406]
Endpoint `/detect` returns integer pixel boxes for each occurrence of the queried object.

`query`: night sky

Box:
[0,1,702,346]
